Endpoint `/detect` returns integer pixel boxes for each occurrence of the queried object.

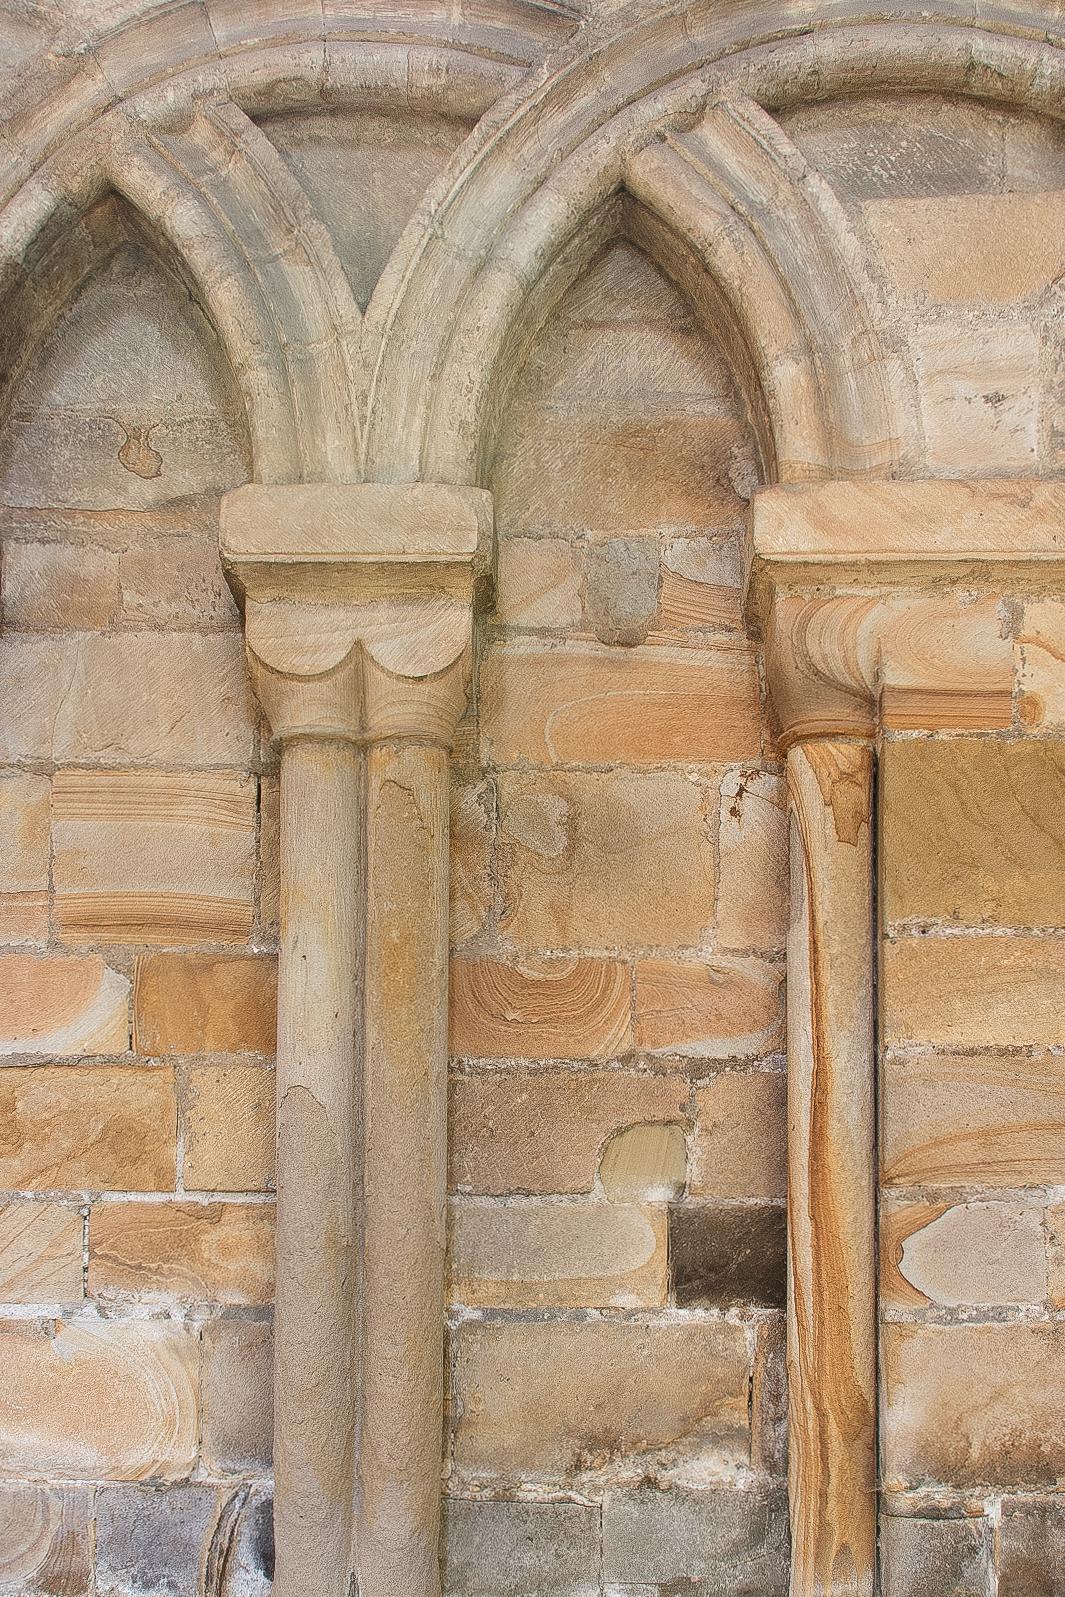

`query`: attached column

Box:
[221,482,491,1597]
[785,739,876,1596]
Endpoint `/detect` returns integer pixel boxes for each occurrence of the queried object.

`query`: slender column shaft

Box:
[274,736,361,1597]
[785,739,877,1597]
[358,739,451,1597]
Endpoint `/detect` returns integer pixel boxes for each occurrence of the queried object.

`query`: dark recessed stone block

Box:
[669,1202,786,1309]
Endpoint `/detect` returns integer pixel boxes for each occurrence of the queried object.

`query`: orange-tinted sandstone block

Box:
[0,774,50,944]
[450,956,631,1059]
[883,936,1065,1049]
[635,956,784,1058]
[0,1066,176,1192]
[133,953,277,1056]
[89,1200,274,1303]
[0,1203,84,1303]
[0,952,129,1058]
[181,1063,276,1192]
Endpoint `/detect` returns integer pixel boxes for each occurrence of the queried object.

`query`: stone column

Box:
[785,738,876,1597]
[220,482,491,1597]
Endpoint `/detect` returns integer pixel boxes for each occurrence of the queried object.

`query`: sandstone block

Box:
[498,770,715,949]
[883,936,1065,1049]
[882,740,1065,926]
[0,1482,93,1597]
[913,322,1039,473]
[659,536,744,632]
[519,316,734,405]
[635,956,784,1057]
[53,770,257,945]
[495,537,582,629]
[880,1514,991,1597]
[182,1063,275,1192]
[865,190,1065,302]
[882,1051,1065,1187]
[716,769,788,951]
[201,1318,273,1473]
[0,1204,84,1304]
[0,774,50,944]
[883,1321,1065,1488]
[442,1498,600,1597]
[449,1068,689,1195]
[450,779,495,949]
[258,775,280,938]
[601,1485,788,1593]
[2,539,121,629]
[998,1498,1065,1597]
[450,956,631,1060]
[690,1069,786,1199]
[1019,601,1065,732]
[0,1317,198,1481]
[480,639,761,766]
[493,414,748,536]
[134,954,277,1056]
[452,1318,749,1482]
[118,533,238,628]
[0,952,129,1057]
[598,1121,688,1201]
[96,1484,218,1597]
[448,1198,667,1308]
[751,1319,787,1477]
[90,1201,273,1303]
[669,1201,786,1309]
[881,1198,1046,1309]
[584,537,659,646]
[0,1066,176,1192]
[1041,1204,1065,1309]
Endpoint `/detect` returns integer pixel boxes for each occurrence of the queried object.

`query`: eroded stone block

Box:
[442,1498,600,1596]
[601,1485,789,1594]
[669,1201,786,1309]
[881,1514,991,1597]
[89,1201,273,1304]
[0,1066,176,1191]
[181,1064,276,1193]
[201,1318,273,1473]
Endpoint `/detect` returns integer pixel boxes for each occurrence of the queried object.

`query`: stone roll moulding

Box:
[220,481,492,1597]
[747,477,1065,1597]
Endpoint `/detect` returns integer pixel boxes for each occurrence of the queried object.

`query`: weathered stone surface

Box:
[751,1319,787,1477]
[669,1202,786,1309]
[181,1064,275,1192]
[89,1201,274,1303]
[913,322,1039,473]
[998,1498,1065,1597]
[258,775,280,938]
[96,1484,218,1597]
[601,1485,789,1593]
[659,536,744,632]
[716,769,788,951]
[450,1069,689,1195]
[495,537,582,629]
[1042,1203,1065,1309]
[634,956,784,1057]
[117,532,238,628]
[451,780,495,948]
[450,957,631,1060]
[598,1122,687,1201]
[448,1198,667,1308]
[0,1482,93,1597]
[0,1066,176,1192]
[882,1051,1065,1187]
[883,1322,1065,1488]
[481,640,761,766]
[882,1198,1046,1308]
[880,1514,991,1597]
[52,770,257,945]
[0,774,50,944]
[452,1318,749,1481]
[498,770,715,949]
[2,539,121,629]
[134,954,277,1056]
[0,1318,198,1480]
[0,1204,83,1303]
[0,633,255,766]
[0,953,129,1057]
[690,1070,786,1199]
[584,536,659,646]
[866,191,1065,301]
[1019,601,1065,732]
[882,740,1065,926]
[201,1318,273,1473]
[883,936,1065,1048]
[442,1498,600,1597]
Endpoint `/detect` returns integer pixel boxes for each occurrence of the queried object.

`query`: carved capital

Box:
[745,479,1065,748]
[220,483,493,746]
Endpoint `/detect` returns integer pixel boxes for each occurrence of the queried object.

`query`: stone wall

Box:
[2,4,1065,1595]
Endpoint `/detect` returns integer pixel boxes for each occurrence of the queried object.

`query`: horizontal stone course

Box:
[0,1066,176,1192]
[443,1498,600,1597]
[450,957,631,1060]
[134,954,277,1057]
[882,935,1065,1049]
[89,1201,273,1303]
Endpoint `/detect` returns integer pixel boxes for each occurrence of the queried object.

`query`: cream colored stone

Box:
[634,956,784,1058]
[0,1066,176,1192]
[450,779,495,949]
[883,935,1065,1049]
[913,322,1039,473]
[598,1122,688,1201]
[691,1070,786,1199]
[881,1197,1046,1309]
[0,1318,198,1481]
[0,1204,84,1304]
[0,953,129,1058]
[1043,1205,1065,1310]
[259,772,280,937]
[865,191,1065,302]
[448,1198,667,1308]
[0,1482,92,1595]
[89,1200,274,1303]
[495,537,582,629]
[452,1318,750,1482]
[52,769,257,945]
[182,1063,276,1192]
[0,774,50,944]
[659,537,744,632]
[716,770,788,951]
[2,539,121,628]
[1019,600,1065,731]
[498,769,715,949]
